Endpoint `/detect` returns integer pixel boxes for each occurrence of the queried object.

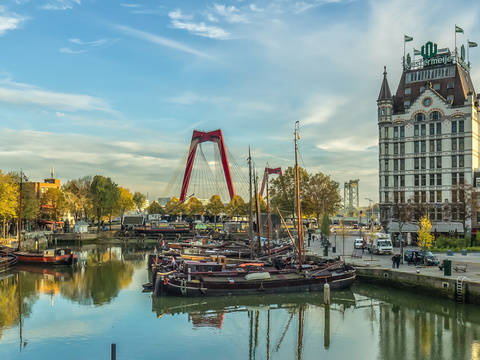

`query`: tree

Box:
[320,214,331,237]
[90,175,119,232]
[452,184,475,245]
[206,195,224,226]
[0,171,18,238]
[164,197,186,218]
[133,192,146,212]
[116,187,135,222]
[147,201,163,214]
[417,215,434,264]
[186,197,204,218]
[226,195,247,218]
[62,176,93,220]
[40,188,67,222]
[303,172,341,224]
[21,185,40,227]
[270,166,310,219]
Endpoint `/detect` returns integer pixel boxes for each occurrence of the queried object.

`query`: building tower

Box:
[378,39,480,238]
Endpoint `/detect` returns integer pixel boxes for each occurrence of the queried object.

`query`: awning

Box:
[387,221,464,233]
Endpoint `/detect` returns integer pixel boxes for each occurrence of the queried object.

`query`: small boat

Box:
[15,248,78,265]
[0,252,17,274]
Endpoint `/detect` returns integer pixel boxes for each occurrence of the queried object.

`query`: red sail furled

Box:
[260,167,282,197]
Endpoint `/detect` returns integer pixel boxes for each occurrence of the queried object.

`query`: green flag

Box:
[469,41,478,48]
[404,35,413,42]
[456,25,464,33]
[414,48,421,55]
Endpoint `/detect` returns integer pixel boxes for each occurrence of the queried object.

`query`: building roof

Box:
[377,66,392,102]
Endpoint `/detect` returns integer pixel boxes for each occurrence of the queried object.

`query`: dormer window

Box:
[415,113,426,122]
[404,100,411,107]
[447,82,454,89]
[430,111,442,121]
[405,88,411,95]
[381,108,386,115]
[420,86,425,93]
[433,83,440,91]
[447,95,454,103]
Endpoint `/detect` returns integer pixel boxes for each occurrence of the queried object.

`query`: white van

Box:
[367,233,393,255]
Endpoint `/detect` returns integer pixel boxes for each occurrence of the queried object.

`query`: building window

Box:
[452,121,457,133]
[429,123,435,135]
[436,139,441,152]
[400,142,405,155]
[394,191,399,203]
[423,98,431,107]
[429,190,435,202]
[452,138,457,151]
[414,191,419,203]
[414,174,419,186]
[415,113,425,122]
[420,86,425,93]
[394,176,398,187]
[459,172,464,185]
[400,191,405,203]
[381,108,386,115]
[429,156,435,169]
[430,174,435,186]
[459,120,464,133]
[414,141,419,153]
[394,142,398,155]
[404,100,411,107]
[394,159,398,171]
[452,155,457,168]
[400,175,405,187]
[405,88,411,95]
[459,137,464,151]
[447,95,454,103]
[447,81,454,89]
[384,127,389,138]
[436,122,441,134]
[414,157,419,170]
[429,140,435,152]
[385,159,389,171]
[414,125,419,136]
[400,158,405,170]
[430,111,441,121]
[421,174,426,186]
[421,157,426,170]
[385,176,389,187]
[436,156,442,169]
[436,207,442,220]
[384,192,389,203]
[421,124,426,136]
[400,126,405,138]
[459,155,464,167]
[385,143,389,155]
[437,173,442,186]
[452,172,457,185]
[433,83,441,91]
[421,191,426,203]
[437,191,442,203]
[394,126,398,138]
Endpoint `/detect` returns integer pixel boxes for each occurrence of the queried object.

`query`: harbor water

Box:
[0,243,479,360]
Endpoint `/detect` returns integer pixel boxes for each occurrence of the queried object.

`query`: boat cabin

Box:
[185,261,223,273]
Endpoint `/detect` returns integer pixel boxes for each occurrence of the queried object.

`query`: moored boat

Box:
[0,252,17,274]
[15,248,78,265]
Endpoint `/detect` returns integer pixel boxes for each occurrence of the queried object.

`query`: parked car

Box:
[404,250,439,266]
[354,238,364,249]
[366,233,393,255]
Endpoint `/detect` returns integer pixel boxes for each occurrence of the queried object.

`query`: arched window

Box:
[415,113,426,122]
[430,111,442,121]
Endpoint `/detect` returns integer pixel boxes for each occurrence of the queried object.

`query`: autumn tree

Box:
[147,201,164,214]
[40,188,67,222]
[186,197,204,218]
[303,172,341,224]
[133,192,146,212]
[164,197,186,218]
[0,171,18,238]
[116,187,135,222]
[417,215,434,264]
[206,195,224,226]
[226,195,247,218]
[270,166,309,218]
[21,185,40,227]
[90,175,119,232]
[62,176,93,220]
[320,214,331,237]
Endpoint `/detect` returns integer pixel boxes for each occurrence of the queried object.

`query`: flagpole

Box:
[455,24,457,62]
[468,38,470,69]
[403,37,406,69]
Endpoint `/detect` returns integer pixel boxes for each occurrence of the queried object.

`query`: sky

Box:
[1,0,480,205]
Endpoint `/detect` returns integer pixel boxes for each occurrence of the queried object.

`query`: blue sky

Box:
[1,0,480,204]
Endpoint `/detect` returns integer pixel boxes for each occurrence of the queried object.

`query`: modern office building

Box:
[378,40,479,236]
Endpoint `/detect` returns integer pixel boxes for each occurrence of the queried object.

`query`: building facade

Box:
[378,41,480,236]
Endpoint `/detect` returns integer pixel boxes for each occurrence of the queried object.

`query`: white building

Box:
[378,40,479,235]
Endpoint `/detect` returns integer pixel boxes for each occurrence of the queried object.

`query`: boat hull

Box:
[162,270,356,297]
[15,253,77,265]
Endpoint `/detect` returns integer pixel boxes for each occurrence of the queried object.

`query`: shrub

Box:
[435,236,466,249]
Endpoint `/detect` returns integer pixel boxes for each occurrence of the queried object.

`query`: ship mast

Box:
[248,147,253,245]
[17,170,24,251]
[266,167,271,258]
[294,122,303,268]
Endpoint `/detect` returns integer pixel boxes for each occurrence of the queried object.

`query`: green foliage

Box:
[205,195,224,217]
[21,186,40,221]
[270,166,309,218]
[117,187,135,217]
[320,214,330,236]
[226,195,247,218]
[133,192,146,212]
[62,176,93,220]
[147,201,163,214]
[435,236,467,249]
[40,188,67,222]
[90,175,119,231]
[186,197,204,217]
[164,197,185,216]
[303,172,341,222]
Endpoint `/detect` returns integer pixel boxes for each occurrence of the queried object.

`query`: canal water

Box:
[0,243,479,360]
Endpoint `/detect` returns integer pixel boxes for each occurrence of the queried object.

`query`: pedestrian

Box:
[395,254,401,268]
[391,254,396,269]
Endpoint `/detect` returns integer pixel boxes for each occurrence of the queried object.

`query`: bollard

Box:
[324,283,331,305]
[188,268,191,282]
[111,343,116,360]
[324,304,330,349]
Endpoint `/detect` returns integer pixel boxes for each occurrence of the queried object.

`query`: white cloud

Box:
[41,0,81,11]
[0,6,26,35]
[59,47,87,54]
[249,4,262,12]
[317,136,377,152]
[165,91,229,105]
[114,24,215,60]
[0,79,113,113]
[120,3,142,8]
[300,96,347,125]
[69,38,113,46]
[168,9,193,21]
[212,4,249,23]
[168,9,230,39]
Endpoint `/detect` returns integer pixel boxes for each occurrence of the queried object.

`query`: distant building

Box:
[378,38,480,237]
[25,177,61,198]
[158,197,171,206]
